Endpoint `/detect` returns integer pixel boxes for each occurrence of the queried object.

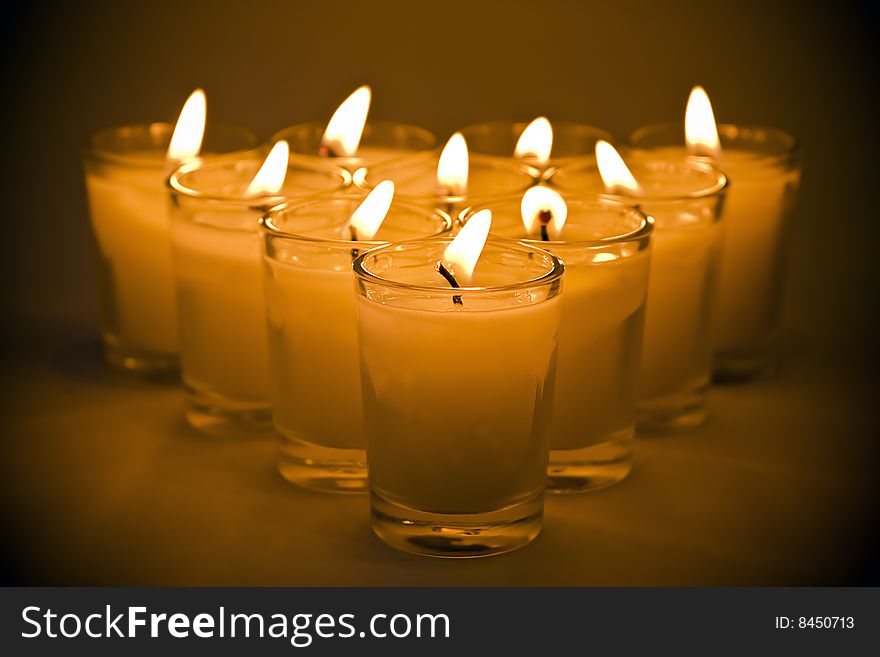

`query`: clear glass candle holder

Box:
[554,157,728,431]
[358,150,535,220]
[272,121,436,175]
[629,123,801,380]
[83,122,259,377]
[168,154,347,438]
[458,120,611,182]
[261,196,451,493]
[353,239,564,558]
[464,198,653,493]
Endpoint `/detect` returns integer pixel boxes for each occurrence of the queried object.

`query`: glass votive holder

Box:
[260,196,451,493]
[629,123,801,380]
[353,238,564,558]
[83,122,259,377]
[358,149,535,218]
[463,197,652,492]
[458,120,611,181]
[272,121,436,175]
[167,154,347,437]
[554,156,728,430]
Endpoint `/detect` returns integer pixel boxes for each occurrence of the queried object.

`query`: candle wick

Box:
[538,209,552,242]
[319,142,340,158]
[438,186,457,221]
[436,261,463,306]
[350,225,359,260]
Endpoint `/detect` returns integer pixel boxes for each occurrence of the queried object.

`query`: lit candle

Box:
[459,118,611,182]
[320,86,372,158]
[261,186,450,492]
[83,90,258,375]
[463,190,653,492]
[168,142,346,436]
[274,85,436,177]
[515,116,553,180]
[353,214,564,557]
[591,140,727,430]
[359,132,533,217]
[629,86,801,379]
[436,132,469,200]
[514,116,553,167]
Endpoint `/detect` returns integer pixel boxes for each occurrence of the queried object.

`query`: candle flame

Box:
[514,116,553,166]
[520,185,568,237]
[349,180,394,240]
[321,85,372,157]
[685,85,722,159]
[595,140,641,194]
[245,141,289,196]
[167,88,207,162]
[443,209,491,284]
[436,132,469,196]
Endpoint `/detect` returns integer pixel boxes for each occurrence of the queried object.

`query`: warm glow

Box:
[592,252,617,263]
[245,141,289,196]
[685,85,722,159]
[436,132,469,196]
[321,85,372,157]
[443,209,491,284]
[520,185,568,237]
[514,117,553,166]
[595,140,641,194]
[348,180,394,240]
[167,88,207,162]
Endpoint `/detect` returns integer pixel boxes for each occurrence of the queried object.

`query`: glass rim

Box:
[359,151,536,202]
[459,118,612,136]
[167,155,349,206]
[259,195,452,248]
[364,145,538,172]
[578,157,729,203]
[352,236,565,296]
[272,119,437,146]
[628,121,801,162]
[463,195,654,248]
[458,119,613,159]
[85,121,260,169]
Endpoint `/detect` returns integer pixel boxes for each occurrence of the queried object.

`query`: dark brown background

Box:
[0,0,878,584]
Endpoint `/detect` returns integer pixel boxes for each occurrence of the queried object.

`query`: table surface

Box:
[0,306,875,587]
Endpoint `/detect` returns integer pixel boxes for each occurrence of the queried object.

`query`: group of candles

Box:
[83,84,801,558]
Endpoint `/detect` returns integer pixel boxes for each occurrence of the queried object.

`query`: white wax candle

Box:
[169,155,344,423]
[86,164,178,355]
[629,138,800,363]
[265,263,364,449]
[711,151,799,351]
[482,200,652,486]
[638,218,723,400]
[263,199,450,471]
[353,236,563,513]
[358,293,562,512]
[548,254,651,447]
[171,215,270,403]
[554,159,726,412]
[85,121,258,371]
